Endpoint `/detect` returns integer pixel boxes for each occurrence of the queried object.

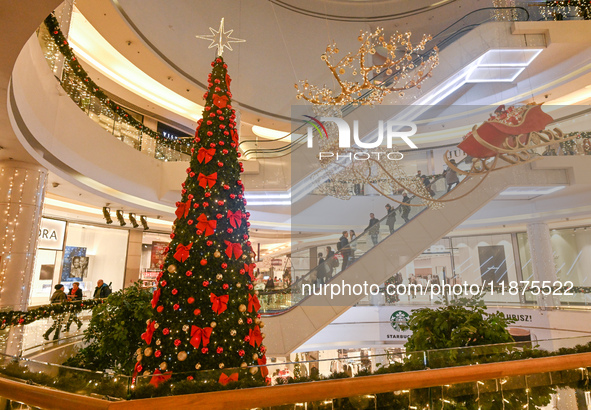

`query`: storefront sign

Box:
[38,218,66,250]
[379,307,416,343]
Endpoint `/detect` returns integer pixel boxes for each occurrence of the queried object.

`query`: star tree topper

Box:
[196,18,245,57]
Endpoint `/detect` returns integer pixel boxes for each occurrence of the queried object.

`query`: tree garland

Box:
[0,299,105,330]
[42,14,191,155]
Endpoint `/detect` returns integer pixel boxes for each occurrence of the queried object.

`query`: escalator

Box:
[261,157,571,356]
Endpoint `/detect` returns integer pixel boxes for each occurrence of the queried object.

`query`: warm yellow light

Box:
[251,125,292,142]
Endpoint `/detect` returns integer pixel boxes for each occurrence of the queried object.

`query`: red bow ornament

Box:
[249,325,263,347]
[257,355,269,379]
[151,288,161,309]
[196,214,217,236]
[149,369,172,387]
[210,293,229,315]
[212,94,229,109]
[227,210,243,228]
[173,243,193,262]
[198,172,217,189]
[225,74,231,90]
[218,372,238,386]
[224,240,243,259]
[190,325,213,349]
[248,293,261,313]
[197,147,216,164]
[141,320,156,345]
[231,129,239,143]
[244,263,256,281]
[175,199,191,219]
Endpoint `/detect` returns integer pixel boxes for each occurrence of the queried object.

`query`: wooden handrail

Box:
[2,352,591,409]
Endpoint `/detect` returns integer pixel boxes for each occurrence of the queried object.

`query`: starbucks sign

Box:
[390,310,410,332]
[379,308,414,342]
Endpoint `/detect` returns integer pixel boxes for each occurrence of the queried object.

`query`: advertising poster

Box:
[61,246,87,282]
[151,241,168,269]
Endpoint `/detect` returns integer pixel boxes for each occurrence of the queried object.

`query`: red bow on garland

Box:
[175,199,191,220]
[224,240,243,259]
[244,263,256,281]
[173,243,193,262]
[210,293,229,315]
[151,288,161,309]
[196,214,217,236]
[149,369,172,387]
[249,325,263,347]
[225,74,231,90]
[218,372,238,386]
[212,94,229,109]
[257,355,269,379]
[231,129,239,143]
[248,293,261,313]
[190,325,213,349]
[141,320,155,345]
[227,210,243,228]
[197,172,217,189]
[197,147,216,164]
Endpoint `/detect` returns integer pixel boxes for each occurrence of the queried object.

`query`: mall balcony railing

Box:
[1,335,591,407]
[257,131,591,314]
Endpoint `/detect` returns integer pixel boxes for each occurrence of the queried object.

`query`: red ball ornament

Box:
[201,348,208,354]
[207,131,213,136]
[194,308,201,316]
[221,263,227,269]
[216,109,222,114]
[218,162,224,167]
[224,131,229,136]
[157,306,164,313]
[219,116,225,121]
[210,143,216,148]
[203,202,209,207]
[217,200,224,206]
[187,376,194,381]
[187,220,194,225]
[238,350,245,357]
[170,233,175,239]
[174,339,181,347]
[248,284,253,290]
[238,152,242,158]
[205,192,211,198]
[227,228,233,234]
[172,289,178,295]
[161,280,167,287]
[187,297,195,304]
[216,213,223,219]
[240,269,245,274]
[193,203,200,209]
[222,149,228,154]
[223,185,230,190]
[200,259,207,266]
[219,141,225,146]
[209,113,216,117]
[207,120,212,125]
[247,318,253,324]
[219,124,226,129]
[223,284,229,290]
[155,350,162,357]
[243,234,249,240]
[188,194,194,200]
[244,335,251,342]
[216,347,223,354]
[173,304,180,310]
[186,270,193,277]
[196,230,203,235]
[230,194,236,199]
[163,328,170,335]
[203,281,209,287]
[206,240,213,246]
[214,79,220,84]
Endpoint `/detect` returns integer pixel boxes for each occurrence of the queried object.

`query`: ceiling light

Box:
[251,125,292,142]
[129,213,140,228]
[116,210,126,226]
[102,207,113,224]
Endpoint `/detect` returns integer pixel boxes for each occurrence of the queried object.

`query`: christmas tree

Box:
[133,56,266,386]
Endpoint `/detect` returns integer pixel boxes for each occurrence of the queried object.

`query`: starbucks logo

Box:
[390,310,409,332]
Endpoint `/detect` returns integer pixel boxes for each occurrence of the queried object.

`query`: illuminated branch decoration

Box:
[295,28,439,106]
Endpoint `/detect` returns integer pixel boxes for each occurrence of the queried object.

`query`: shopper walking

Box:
[365,213,380,247]
[349,230,357,262]
[337,231,350,271]
[43,284,67,340]
[65,282,83,332]
[445,160,460,192]
[385,204,396,234]
[326,246,336,279]
[400,193,411,223]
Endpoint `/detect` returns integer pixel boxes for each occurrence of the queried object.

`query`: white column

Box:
[0,161,47,308]
[526,222,560,308]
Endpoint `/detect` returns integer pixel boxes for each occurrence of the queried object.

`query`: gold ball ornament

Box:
[160,362,167,371]
[250,251,256,258]
[255,318,261,325]
[216,273,223,280]
[195,363,201,370]
[230,329,237,336]
[250,367,259,375]
[219,363,225,369]
[238,304,246,312]
[143,370,150,376]
[178,351,187,361]
[210,321,217,328]
[214,250,221,258]
[242,254,248,260]
[136,348,142,355]
[259,321,265,328]
[156,339,161,346]
[240,362,248,369]
[144,347,153,357]
[236,283,241,288]
[262,333,266,340]
[137,354,143,362]
[182,325,189,332]
[167,265,177,273]
[238,319,244,325]
[153,323,159,329]
[253,353,259,360]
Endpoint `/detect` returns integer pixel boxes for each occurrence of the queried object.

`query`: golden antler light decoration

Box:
[295,28,439,106]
